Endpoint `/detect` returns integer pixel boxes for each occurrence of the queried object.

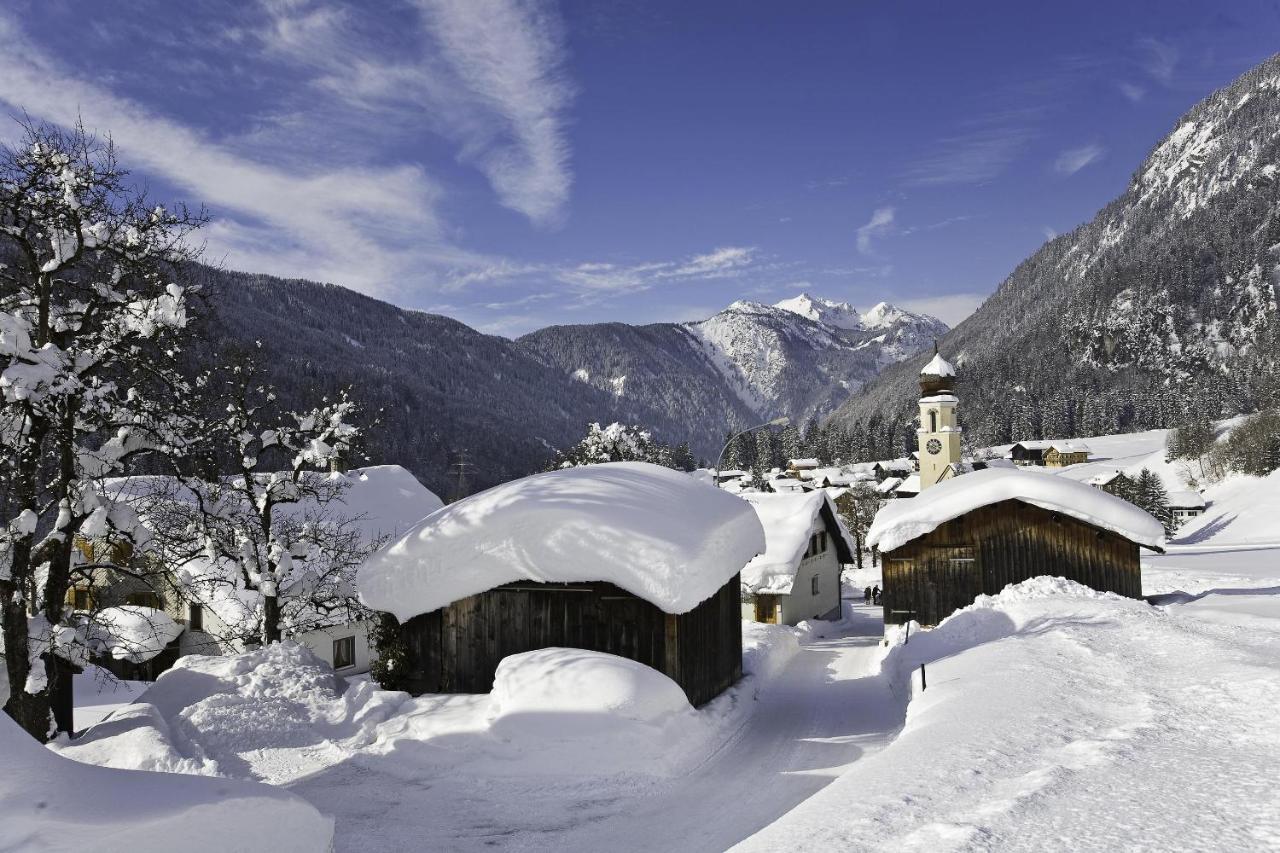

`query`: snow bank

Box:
[867,467,1165,552]
[739,491,855,594]
[87,606,182,663]
[490,648,690,735]
[2,714,332,853]
[359,462,766,620]
[55,642,405,780]
[737,575,1280,851]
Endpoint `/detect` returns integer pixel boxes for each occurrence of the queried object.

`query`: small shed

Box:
[357,462,766,707]
[867,469,1165,625]
[739,491,856,625]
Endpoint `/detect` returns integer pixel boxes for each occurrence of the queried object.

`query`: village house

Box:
[1008,440,1092,468]
[358,462,766,707]
[70,465,442,680]
[739,491,856,625]
[1168,490,1207,525]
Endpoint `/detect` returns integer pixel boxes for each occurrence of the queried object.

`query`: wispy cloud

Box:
[1136,36,1178,83]
[0,12,485,298]
[856,207,895,254]
[1118,81,1146,103]
[1054,143,1106,176]
[904,120,1036,186]
[1041,225,1058,241]
[415,0,575,226]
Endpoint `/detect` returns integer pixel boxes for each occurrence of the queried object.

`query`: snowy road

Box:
[284,603,903,852]
[541,603,901,853]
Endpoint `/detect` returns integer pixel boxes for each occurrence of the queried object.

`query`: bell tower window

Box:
[929,410,937,432]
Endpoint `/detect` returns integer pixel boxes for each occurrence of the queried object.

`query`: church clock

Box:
[926,438,942,455]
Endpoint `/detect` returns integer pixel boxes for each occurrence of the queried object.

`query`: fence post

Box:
[919,663,927,691]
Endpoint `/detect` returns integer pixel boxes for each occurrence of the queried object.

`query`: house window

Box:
[126,591,163,609]
[333,636,356,670]
[811,574,820,596]
[188,603,204,632]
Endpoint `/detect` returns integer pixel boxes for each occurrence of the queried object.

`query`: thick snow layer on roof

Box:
[1,714,332,853]
[358,462,765,620]
[867,468,1165,552]
[740,492,856,594]
[1167,490,1206,509]
[920,352,955,376]
[88,606,183,663]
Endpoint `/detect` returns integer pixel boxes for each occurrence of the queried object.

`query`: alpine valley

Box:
[198,270,946,495]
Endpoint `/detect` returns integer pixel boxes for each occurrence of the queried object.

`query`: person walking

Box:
[863,586,872,605]
[871,585,881,605]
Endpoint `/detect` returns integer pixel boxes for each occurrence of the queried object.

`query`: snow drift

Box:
[2,713,332,853]
[358,462,766,620]
[867,467,1166,552]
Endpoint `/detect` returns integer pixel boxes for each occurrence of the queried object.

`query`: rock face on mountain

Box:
[520,296,947,447]
[830,54,1280,445]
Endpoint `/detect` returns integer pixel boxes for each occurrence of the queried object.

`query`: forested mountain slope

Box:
[830,53,1280,445]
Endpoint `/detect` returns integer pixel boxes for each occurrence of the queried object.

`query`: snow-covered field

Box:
[38,426,1280,851]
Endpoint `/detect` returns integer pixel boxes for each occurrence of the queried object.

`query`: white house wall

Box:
[779,547,842,624]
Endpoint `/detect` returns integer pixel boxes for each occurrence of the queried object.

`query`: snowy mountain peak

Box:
[773,293,863,330]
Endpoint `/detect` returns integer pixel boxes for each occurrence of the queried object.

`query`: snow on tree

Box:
[150,354,376,647]
[0,120,206,740]
[550,422,694,471]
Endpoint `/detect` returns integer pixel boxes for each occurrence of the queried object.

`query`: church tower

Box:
[917,345,961,491]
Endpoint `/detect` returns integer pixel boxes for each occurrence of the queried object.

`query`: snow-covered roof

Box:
[920,352,955,376]
[739,492,856,594]
[788,458,820,469]
[876,476,903,494]
[357,462,766,620]
[1167,490,1206,509]
[867,468,1165,552]
[1087,470,1126,486]
[894,474,921,495]
[87,606,183,663]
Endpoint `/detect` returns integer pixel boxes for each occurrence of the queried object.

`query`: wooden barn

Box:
[867,468,1165,625]
[1008,440,1091,468]
[357,462,766,707]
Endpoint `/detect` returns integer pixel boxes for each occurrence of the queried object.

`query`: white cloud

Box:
[898,293,986,327]
[0,12,498,298]
[856,207,895,255]
[1136,36,1178,84]
[668,246,756,278]
[1118,81,1146,103]
[415,0,574,226]
[1054,143,1106,176]
[1041,225,1058,241]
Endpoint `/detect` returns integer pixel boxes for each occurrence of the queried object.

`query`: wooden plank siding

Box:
[881,499,1143,625]
[398,575,743,707]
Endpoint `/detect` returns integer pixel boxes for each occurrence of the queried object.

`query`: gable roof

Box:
[739,491,856,594]
[358,462,766,620]
[1167,490,1206,509]
[1010,440,1092,454]
[866,468,1165,553]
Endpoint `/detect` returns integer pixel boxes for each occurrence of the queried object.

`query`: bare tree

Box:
[0,119,206,740]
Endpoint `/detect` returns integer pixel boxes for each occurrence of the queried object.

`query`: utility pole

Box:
[447,449,473,504]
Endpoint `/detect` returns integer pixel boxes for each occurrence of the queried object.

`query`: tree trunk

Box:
[262,593,282,645]
[2,591,51,740]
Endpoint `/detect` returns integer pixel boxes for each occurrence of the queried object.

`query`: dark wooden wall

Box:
[398,575,742,707]
[881,499,1143,625]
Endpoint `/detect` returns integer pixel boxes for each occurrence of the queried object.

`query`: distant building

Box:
[868,469,1165,625]
[1009,441,1091,468]
[1167,490,1207,524]
[739,491,855,625]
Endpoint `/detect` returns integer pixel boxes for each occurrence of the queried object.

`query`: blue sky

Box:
[2,1,1278,335]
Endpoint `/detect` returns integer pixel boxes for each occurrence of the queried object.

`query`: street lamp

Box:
[713,416,790,488]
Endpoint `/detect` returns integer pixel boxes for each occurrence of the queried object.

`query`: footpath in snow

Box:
[54,601,904,852]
